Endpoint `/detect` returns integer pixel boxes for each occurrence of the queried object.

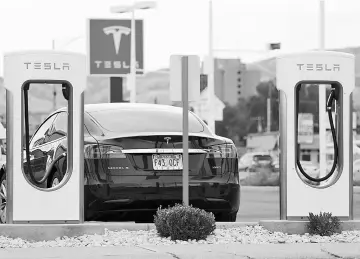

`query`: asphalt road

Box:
[237,186,360,222]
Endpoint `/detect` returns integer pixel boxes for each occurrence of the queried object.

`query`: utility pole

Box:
[250,117,263,133]
[266,43,280,132]
[52,39,57,111]
[318,0,327,179]
[267,81,272,132]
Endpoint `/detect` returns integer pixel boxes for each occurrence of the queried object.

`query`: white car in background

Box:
[297,161,320,183]
[238,152,274,172]
[353,159,360,182]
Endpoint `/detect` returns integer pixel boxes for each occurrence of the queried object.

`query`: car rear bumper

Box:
[84,183,240,220]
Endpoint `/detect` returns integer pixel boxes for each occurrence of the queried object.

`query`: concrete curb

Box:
[259,220,360,235]
[0,222,259,241]
[2,220,360,242]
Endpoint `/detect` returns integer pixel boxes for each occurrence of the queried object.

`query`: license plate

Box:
[152,154,183,170]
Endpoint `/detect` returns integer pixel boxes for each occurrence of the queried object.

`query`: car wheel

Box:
[216,211,237,222]
[50,171,62,188]
[0,173,6,224]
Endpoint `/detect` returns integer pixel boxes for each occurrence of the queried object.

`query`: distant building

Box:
[246,131,279,152]
[201,58,261,106]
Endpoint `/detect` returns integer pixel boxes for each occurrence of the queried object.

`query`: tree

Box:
[246,81,334,134]
[215,98,249,142]
[247,80,279,133]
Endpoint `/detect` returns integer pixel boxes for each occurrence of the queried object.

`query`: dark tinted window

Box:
[89,108,205,133]
[29,114,57,148]
[48,112,67,142]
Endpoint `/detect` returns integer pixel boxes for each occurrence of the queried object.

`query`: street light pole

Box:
[111,1,156,103]
[207,0,215,133]
[51,35,84,110]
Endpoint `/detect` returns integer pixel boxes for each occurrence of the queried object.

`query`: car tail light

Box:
[84,144,126,159]
[207,143,238,158]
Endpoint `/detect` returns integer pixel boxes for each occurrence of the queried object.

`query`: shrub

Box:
[153,206,172,237]
[306,212,341,236]
[153,204,216,241]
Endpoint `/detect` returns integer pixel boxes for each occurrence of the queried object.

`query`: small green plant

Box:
[306,212,341,236]
[153,203,216,241]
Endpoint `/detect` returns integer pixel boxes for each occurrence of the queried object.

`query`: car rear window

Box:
[88,108,205,133]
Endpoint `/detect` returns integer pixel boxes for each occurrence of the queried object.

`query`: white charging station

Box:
[4,51,86,223]
[277,51,355,220]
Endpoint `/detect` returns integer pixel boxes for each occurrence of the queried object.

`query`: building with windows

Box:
[201,58,261,106]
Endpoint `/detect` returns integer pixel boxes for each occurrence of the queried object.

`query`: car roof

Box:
[48,102,212,136]
[52,103,186,115]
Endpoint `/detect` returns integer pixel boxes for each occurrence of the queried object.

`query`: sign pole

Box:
[182,56,189,206]
[130,10,137,103]
[170,54,200,207]
[110,77,124,102]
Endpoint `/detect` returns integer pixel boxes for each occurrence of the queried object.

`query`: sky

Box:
[0,0,359,73]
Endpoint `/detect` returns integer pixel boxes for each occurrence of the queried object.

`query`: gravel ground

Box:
[0,226,360,248]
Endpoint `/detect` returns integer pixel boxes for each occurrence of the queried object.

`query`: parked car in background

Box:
[271,158,279,173]
[309,159,360,184]
[352,159,360,183]
[294,160,327,186]
[238,151,274,173]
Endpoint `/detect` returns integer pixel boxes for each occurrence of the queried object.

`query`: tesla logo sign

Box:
[103,26,131,55]
[296,64,340,71]
[23,62,70,70]
[88,19,144,75]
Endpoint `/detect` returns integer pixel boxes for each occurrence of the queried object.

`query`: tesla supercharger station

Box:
[277,51,355,220]
[4,51,86,223]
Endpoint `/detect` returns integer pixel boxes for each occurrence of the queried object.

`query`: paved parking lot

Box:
[237,186,360,222]
[93,186,359,223]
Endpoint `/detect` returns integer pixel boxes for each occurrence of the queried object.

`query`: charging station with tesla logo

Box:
[4,51,86,223]
[277,51,355,220]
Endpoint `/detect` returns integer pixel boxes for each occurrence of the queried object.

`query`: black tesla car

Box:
[0,103,240,223]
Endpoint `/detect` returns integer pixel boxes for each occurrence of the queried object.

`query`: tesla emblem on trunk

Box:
[164,137,171,145]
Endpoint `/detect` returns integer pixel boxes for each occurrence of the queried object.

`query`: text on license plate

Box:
[152,154,183,170]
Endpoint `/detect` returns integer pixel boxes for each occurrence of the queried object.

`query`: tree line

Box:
[215,81,334,145]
